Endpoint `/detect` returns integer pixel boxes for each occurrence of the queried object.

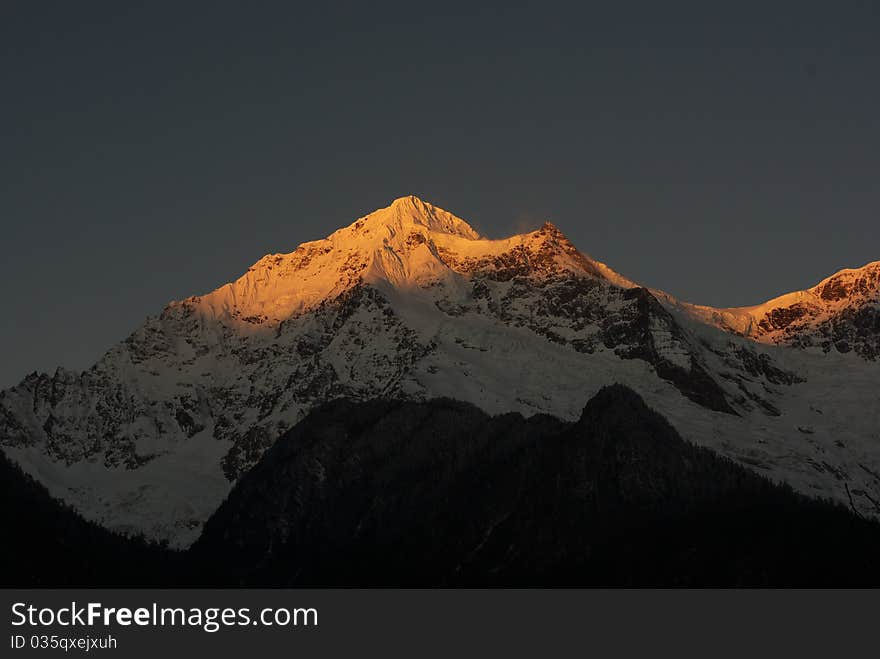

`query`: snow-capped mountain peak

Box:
[366,195,483,239]
[173,195,480,329]
[177,197,630,332]
[809,260,880,302]
[667,260,880,359]
[2,197,878,550]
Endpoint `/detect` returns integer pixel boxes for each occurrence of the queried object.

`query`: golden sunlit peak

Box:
[389,194,429,207]
[366,195,482,240]
[539,221,564,234]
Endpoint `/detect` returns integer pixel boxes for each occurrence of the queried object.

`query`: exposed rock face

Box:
[1,196,877,546]
[672,261,880,360]
[751,265,880,359]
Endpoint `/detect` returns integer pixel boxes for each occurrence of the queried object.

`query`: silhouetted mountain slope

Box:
[191,386,880,586]
[5,386,879,587]
[0,448,179,587]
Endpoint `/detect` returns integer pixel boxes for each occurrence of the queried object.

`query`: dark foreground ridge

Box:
[0,449,180,586]
[4,385,880,586]
[192,385,880,586]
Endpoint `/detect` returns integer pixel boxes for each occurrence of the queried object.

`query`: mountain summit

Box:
[179,196,627,331]
[2,197,878,547]
[371,195,483,238]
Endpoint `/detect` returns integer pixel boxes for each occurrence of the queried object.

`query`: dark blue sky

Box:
[2,2,879,386]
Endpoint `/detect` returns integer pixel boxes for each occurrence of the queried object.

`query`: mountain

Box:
[7,388,879,587]
[190,387,880,587]
[0,447,179,587]
[2,196,879,547]
[667,261,880,360]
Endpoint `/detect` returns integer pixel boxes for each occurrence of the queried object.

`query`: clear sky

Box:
[2,2,878,387]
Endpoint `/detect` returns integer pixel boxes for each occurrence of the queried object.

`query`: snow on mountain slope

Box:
[665,261,880,359]
[2,196,878,547]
